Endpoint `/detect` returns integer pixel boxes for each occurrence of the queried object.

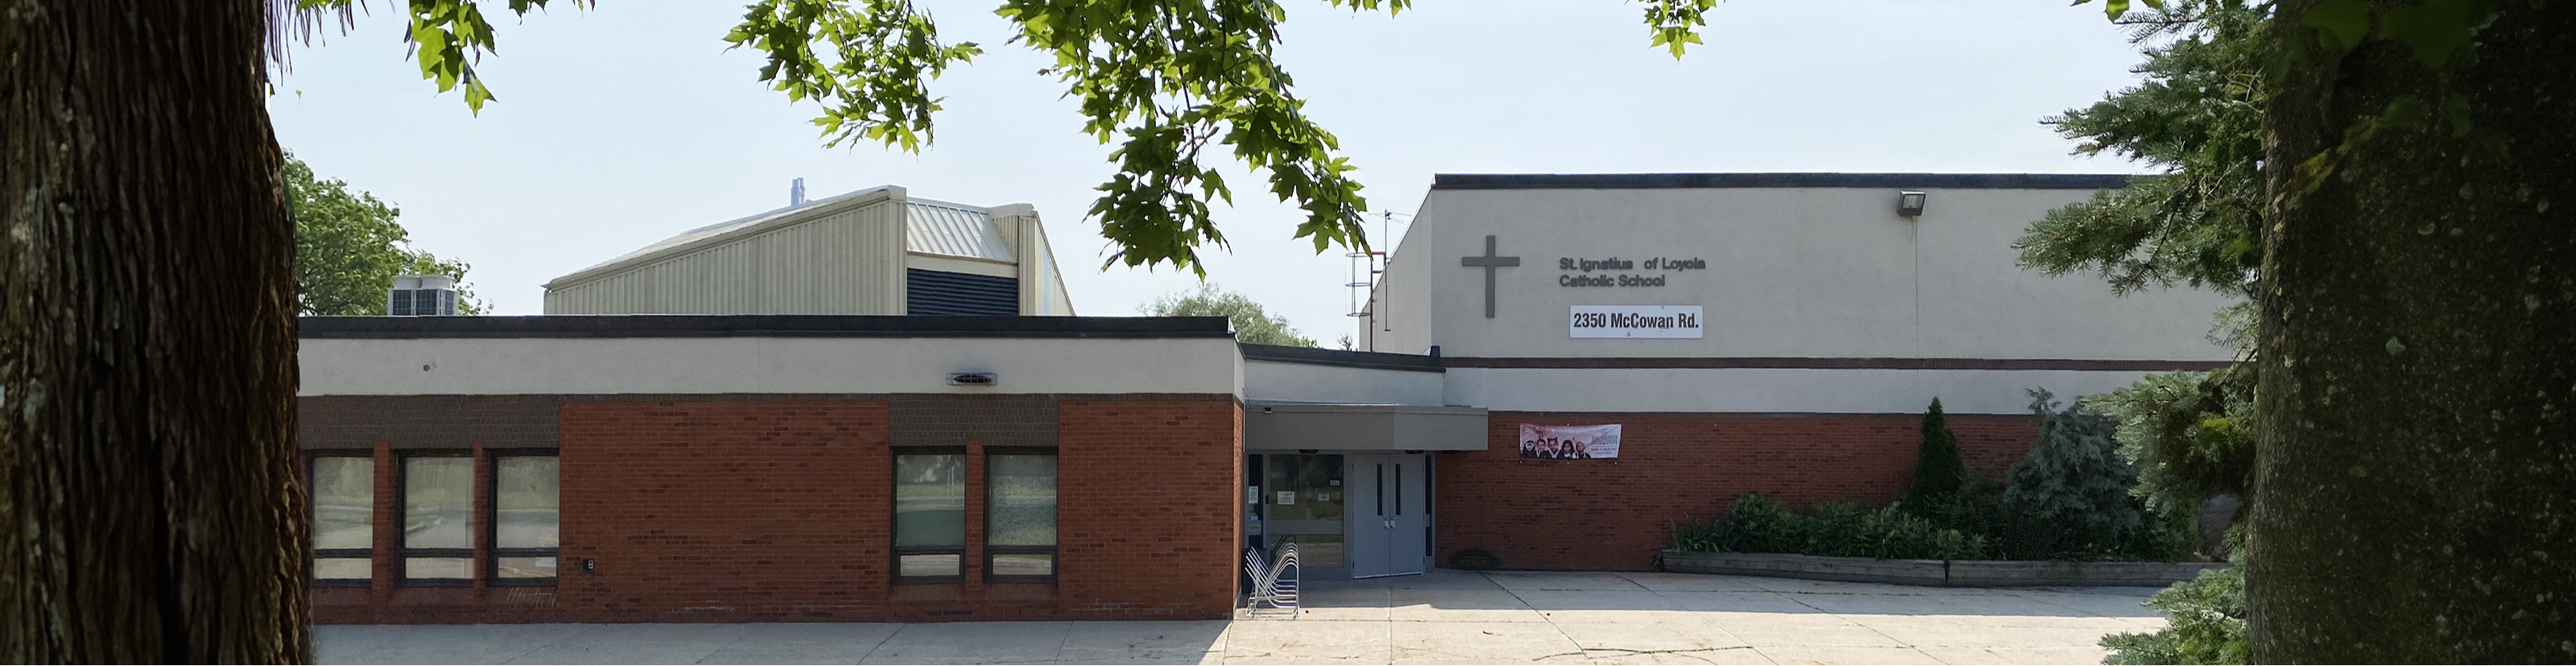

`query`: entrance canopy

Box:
[1244,403,1487,452]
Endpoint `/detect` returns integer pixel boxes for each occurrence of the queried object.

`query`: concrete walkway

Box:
[319,570,2165,665]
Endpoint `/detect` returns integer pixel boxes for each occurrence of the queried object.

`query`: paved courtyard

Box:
[319,570,2165,665]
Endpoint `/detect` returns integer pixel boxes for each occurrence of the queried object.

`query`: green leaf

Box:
[2377,0,2491,69]
[2304,0,2372,55]
[2103,0,2130,19]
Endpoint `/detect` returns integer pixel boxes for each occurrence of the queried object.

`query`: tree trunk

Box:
[1,2,311,663]
[2252,1,2575,661]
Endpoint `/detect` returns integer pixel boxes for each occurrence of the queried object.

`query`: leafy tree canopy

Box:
[1146,284,1315,347]
[288,155,487,315]
[278,0,1726,277]
[2016,0,2269,299]
[2087,367,2255,519]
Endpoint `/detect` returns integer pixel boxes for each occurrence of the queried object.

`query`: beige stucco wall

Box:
[1443,366,2159,416]
[1374,184,2239,361]
[1242,359,1447,406]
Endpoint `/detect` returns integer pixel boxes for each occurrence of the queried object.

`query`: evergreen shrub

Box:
[2100,566,2249,664]
[1908,397,1967,503]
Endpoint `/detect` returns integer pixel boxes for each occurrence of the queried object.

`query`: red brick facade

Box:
[311,397,1240,624]
[1434,412,2040,572]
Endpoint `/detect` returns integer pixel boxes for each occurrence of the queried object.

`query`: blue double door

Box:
[1345,453,1430,578]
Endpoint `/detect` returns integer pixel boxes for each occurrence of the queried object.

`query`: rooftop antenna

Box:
[1345,209,1410,351]
[790,177,807,207]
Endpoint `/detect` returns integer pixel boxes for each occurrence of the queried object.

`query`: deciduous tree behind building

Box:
[287,156,486,316]
[1146,284,1318,348]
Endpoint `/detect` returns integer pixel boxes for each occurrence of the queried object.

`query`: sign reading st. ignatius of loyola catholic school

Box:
[1570,304,1703,338]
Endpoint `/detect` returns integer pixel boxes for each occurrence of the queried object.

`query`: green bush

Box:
[2100,566,2248,664]
[1909,397,1967,502]
[1999,389,2184,561]
[1674,494,1992,561]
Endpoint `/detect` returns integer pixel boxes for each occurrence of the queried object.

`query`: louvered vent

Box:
[906,269,1018,316]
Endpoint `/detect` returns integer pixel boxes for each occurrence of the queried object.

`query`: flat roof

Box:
[1431,172,2139,191]
[302,315,1235,340]
[1238,343,1443,373]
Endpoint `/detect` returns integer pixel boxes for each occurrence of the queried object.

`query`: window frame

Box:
[890,446,969,585]
[395,450,477,588]
[306,451,377,589]
[982,447,1059,584]
[485,449,561,588]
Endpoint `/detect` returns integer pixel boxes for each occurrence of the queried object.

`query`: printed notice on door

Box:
[1570,305,1703,338]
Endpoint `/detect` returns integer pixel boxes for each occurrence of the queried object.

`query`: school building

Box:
[299,173,2234,623]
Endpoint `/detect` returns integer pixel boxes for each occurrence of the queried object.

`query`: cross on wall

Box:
[1459,234,1520,319]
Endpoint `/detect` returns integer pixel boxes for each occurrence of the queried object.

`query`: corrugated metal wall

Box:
[545,200,902,314]
[905,201,1016,261]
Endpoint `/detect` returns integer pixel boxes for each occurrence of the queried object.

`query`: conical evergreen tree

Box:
[1911,398,1966,500]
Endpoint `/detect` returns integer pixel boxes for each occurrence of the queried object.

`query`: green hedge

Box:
[1671,494,1992,561]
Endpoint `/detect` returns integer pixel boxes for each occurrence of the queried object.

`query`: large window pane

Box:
[894,454,965,548]
[495,556,558,579]
[898,553,961,578]
[986,454,1055,547]
[312,457,373,552]
[405,557,473,580]
[402,456,473,582]
[494,457,559,549]
[894,452,964,581]
[315,557,371,580]
[1274,534,1344,569]
[403,457,473,550]
[991,552,1054,578]
[1262,454,1344,521]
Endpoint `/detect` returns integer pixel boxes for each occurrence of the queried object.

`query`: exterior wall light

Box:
[1897,191,1928,217]
[947,371,998,387]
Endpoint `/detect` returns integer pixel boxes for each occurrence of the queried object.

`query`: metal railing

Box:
[1243,543,1301,618]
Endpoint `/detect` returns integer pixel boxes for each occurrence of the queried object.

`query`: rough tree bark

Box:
[1,2,312,663]
[2252,1,2574,661]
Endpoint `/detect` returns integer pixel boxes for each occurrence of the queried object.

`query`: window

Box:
[489,454,560,585]
[893,449,966,583]
[399,453,474,585]
[985,449,1057,582]
[310,453,374,586]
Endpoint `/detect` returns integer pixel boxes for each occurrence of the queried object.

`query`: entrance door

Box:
[1347,453,1430,577]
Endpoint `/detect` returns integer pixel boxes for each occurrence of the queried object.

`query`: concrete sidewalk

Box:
[320,570,2165,664]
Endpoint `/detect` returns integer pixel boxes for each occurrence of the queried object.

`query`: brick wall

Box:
[556,400,895,620]
[310,395,1242,623]
[1435,412,2037,572]
[1056,400,1241,618]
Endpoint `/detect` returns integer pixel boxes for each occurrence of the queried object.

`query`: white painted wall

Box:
[1377,184,2239,361]
[1443,366,2160,415]
[299,337,1241,397]
[1242,360,1447,405]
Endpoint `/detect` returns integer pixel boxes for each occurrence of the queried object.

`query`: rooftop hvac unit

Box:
[387,275,460,316]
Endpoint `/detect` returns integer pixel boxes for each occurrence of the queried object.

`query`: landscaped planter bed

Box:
[1659,549,2226,588]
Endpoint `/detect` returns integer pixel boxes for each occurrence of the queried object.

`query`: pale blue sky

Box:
[268,1,2153,341]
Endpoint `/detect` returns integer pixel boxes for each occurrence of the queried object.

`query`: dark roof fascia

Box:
[1238,343,1445,373]
[1431,173,2140,191]
[301,315,1236,340]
